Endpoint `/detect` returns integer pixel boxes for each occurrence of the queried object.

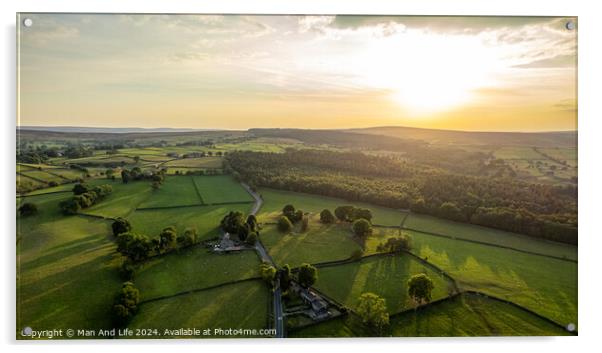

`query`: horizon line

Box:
[17,125,578,134]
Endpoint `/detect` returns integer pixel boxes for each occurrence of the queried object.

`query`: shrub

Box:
[320,209,335,224]
[352,218,372,237]
[112,218,132,237]
[18,202,38,217]
[277,216,293,233]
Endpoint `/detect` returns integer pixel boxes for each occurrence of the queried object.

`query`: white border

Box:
[3,1,601,352]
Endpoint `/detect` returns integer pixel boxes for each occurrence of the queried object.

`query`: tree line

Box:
[225,150,577,244]
[59,183,113,214]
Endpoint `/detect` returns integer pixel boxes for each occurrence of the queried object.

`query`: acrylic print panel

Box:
[16,14,577,339]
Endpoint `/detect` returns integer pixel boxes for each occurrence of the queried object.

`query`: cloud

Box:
[21,16,79,45]
[513,54,576,69]
[298,16,336,34]
[553,99,577,112]
[330,16,560,34]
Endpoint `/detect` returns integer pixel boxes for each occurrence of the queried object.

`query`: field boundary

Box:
[75,212,117,222]
[402,226,577,263]
[16,172,48,185]
[138,276,262,305]
[135,200,254,211]
[190,176,206,204]
[290,251,399,271]
[462,291,576,334]
[17,190,73,198]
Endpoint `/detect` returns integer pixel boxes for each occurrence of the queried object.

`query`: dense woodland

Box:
[225,149,577,245]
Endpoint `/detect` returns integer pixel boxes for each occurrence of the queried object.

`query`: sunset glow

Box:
[18,14,577,131]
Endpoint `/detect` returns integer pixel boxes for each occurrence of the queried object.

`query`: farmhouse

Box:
[212,232,248,252]
[290,281,331,321]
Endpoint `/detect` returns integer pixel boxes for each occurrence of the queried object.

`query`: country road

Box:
[241,183,285,338]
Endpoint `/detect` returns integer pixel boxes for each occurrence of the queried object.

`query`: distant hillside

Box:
[347,126,577,148]
[18,126,212,134]
[249,128,426,151]
[16,129,244,142]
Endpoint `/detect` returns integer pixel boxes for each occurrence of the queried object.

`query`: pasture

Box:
[17,191,122,334]
[313,254,453,315]
[259,223,362,267]
[407,229,577,327]
[129,280,270,338]
[258,188,405,226]
[135,246,261,301]
[137,176,202,209]
[82,179,152,218]
[403,213,577,260]
[127,204,253,238]
[289,293,570,337]
[193,175,254,204]
[163,157,223,169]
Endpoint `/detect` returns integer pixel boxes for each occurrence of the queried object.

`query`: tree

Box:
[439,202,464,222]
[293,209,304,223]
[106,168,115,180]
[18,202,38,217]
[279,264,292,292]
[121,170,131,184]
[72,183,90,195]
[59,198,81,215]
[377,235,412,253]
[238,223,250,241]
[320,209,335,224]
[352,218,372,237]
[260,262,277,285]
[112,218,132,237]
[282,204,296,221]
[356,292,389,333]
[177,227,197,247]
[158,226,177,252]
[277,215,293,233]
[297,263,318,288]
[246,232,258,246]
[116,232,153,262]
[151,181,161,191]
[301,215,309,232]
[112,282,140,327]
[335,205,355,222]
[353,208,373,222]
[220,211,245,234]
[408,273,434,305]
[246,214,258,232]
[133,156,140,163]
[119,259,135,280]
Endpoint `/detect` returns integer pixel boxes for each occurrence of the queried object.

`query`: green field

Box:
[128,204,252,237]
[135,246,261,301]
[258,188,405,226]
[403,213,577,260]
[407,229,577,327]
[62,155,137,166]
[19,183,74,196]
[137,176,202,208]
[129,280,269,338]
[164,157,223,168]
[313,254,453,315]
[493,147,544,160]
[389,294,570,336]
[19,170,66,184]
[17,191,122,333]
[289,293,570,337]
[82,180,152,218]
[260,223,362,267]
[193,175,254,204]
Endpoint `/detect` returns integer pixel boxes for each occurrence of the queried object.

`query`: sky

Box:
[18,14,577,132]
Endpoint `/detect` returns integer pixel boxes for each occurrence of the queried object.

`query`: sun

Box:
[351,28,497,117]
